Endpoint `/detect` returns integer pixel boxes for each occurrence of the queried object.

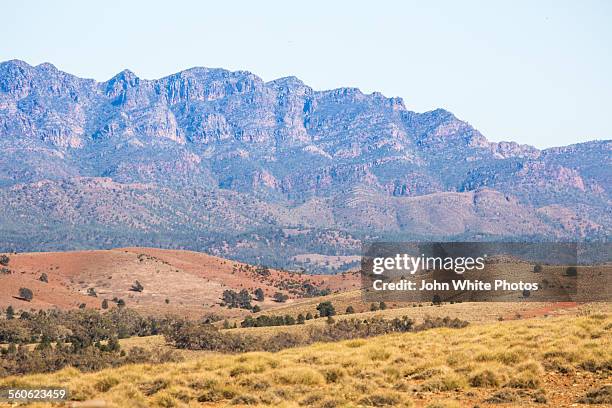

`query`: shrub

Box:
[39,273,48,283]
[316,301,336,317]
[0,255,9,266]
[578,385,612,404]
[533,264,543,273]
[101,299,109,309]
[254,288,264,301]
[345,305,355,314]
[273,292,288,303]
[565,266,578,277]
[5,305,15,320]
[359,392,402,407]
[469,369,500,387]
[18,287,33,301]
[379,301,387,310]
[130,280,144,292]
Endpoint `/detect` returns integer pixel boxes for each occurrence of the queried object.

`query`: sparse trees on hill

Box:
[18,288,33,302]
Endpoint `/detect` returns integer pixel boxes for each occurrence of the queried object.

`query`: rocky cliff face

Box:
[0,60,609,269]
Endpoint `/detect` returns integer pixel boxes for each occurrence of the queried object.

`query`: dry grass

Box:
[0,309,610,407]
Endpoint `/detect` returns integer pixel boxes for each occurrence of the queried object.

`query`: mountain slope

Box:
[0,60,609,268]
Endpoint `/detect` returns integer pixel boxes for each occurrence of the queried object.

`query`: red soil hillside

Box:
[0,248,359,318]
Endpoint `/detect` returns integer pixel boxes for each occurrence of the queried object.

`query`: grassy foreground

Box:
[1,313,610,408]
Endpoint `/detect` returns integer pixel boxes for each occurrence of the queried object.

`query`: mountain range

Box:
[0,59,609,271]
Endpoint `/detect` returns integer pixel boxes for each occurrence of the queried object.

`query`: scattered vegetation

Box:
[166,316,468,353]
[0,308,178,376]
[2,314,608,407]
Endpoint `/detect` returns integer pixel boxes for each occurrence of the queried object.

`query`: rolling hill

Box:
[0,248,358,317]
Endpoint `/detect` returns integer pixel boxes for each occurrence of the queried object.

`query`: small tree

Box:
[432,294,442,306]
[252,305,261,313]
[297,313,305,324]
[565,266,578,277]
[6,305,15,320]
[0,255,9,266]
[117,299,126,308]
[223,319,230,329]
[79,303,86,309]
[370,303,379,311]
[87,288,97,297]
[379,301,387,310]
[101,299,109,309]
[107,336,120,352]
[305,312,313,320]
[316,301,336,317]
[254,288,265,301]
[39,273,48,283]
[533,264,543,273]
[273,292,288,303]
[130,280,144,292]
[18,287,33,302]
[522,289,531,298]
[345,305,355,314]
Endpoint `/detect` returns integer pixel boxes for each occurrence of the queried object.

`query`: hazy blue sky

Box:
[1,0,610,148]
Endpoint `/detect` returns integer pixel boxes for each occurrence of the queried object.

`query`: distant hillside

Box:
[0,60,609,269]
[0,248,357,317]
